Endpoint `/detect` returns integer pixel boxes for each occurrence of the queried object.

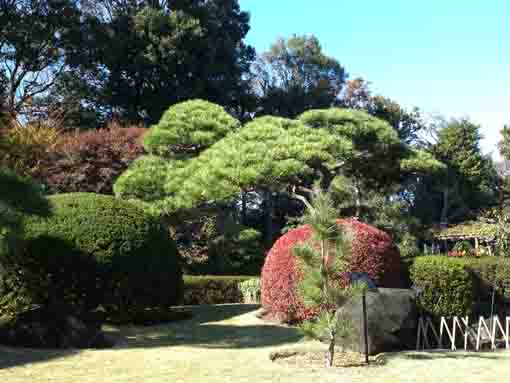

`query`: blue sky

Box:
[240,0,510,158]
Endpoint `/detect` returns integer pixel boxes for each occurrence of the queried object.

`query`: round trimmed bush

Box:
[261,218,402,322]
[3,193,183,317]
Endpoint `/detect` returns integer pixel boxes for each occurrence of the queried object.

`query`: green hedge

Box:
[409,256,510,318]
[183,276,255,305]
[464,258,510,301]
[1,193,183,319]
[410,256,474,317]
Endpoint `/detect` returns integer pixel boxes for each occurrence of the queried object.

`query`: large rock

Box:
[336,288,417,355]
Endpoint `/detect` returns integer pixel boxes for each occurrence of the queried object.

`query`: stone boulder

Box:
[336,288,417,355]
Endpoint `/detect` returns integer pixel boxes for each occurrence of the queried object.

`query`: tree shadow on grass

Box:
[0,346,80,370]
[106,304,304,350]
[394,350,509,361]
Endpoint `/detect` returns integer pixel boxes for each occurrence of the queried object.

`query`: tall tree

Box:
[496,124,510,206]
[116,101,341,243]
[115,102,443,244]
[0,0,82,120]
[115,111,344,243]
[252,35,347,118]
[341,78,426,145]
[67,0,255,125]
[498,124,510,163]
[299,108,443,217]
[412,118,500,225]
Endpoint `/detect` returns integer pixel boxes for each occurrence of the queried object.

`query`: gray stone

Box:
[336,288,418,355]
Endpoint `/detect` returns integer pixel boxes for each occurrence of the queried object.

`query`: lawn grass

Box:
[1,304,509,383]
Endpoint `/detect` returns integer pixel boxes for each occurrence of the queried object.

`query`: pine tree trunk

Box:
[241,192,247,226]
[326,336,335,367]
[264,190,273,246]
[441,186,449,226]
[354,179,361,218]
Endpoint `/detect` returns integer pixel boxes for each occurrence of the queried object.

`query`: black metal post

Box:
[362,292,369,364]
[490,286,496,320]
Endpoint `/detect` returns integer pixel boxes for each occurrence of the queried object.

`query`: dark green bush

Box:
[178,215,265,276]
[408,256,510,318]
[464,257,510,301]
[1,193,183,319]
[183,275,253,305]
[208,228,265,275]
[409,256,474,317]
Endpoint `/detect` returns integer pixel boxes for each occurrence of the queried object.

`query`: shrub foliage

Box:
[183,275,252,305]
[0,122,59,178]
[0,193,183,318]
[409,256,474,317]
[41,123,146,194]
[261,218,402,321]
[408,256,510,318]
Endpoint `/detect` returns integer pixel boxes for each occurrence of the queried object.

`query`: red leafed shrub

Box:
[40,122,146,194]
[261,218,402,322]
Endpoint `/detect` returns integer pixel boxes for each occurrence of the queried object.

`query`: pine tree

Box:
[292,190,364,367]
[431,118,498,223]
[498,125,510,163]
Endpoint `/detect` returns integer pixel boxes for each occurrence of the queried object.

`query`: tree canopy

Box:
[70,0,255,124]
[143,99,240,159]
[0,0,82,119]
[412,118,500,225]
[252,35,347,118]
[115,102,444,225]
[115,114,348,213]
[340,77,426,145]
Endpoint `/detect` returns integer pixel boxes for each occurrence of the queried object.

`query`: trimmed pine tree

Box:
[293,190,364,367]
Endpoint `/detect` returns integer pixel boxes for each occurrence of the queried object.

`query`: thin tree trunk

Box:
[264,190,273,246]
[327,333,335,367]
[241,191,247,226]
[354,179,361,218]
[441,186,449,226]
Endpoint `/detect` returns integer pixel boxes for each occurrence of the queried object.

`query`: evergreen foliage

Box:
[299,108,441,188]
[409,256,474,317]
[496,213,510,257]
[1,193,183,320]
[0,168,50,319]
[299,108,444,220]
[413,118,500,225]
[253,35,347,118]
[340,77,426,145]
[292,191,363,367]
[183,275,253,305]
[143,100,240,158]
[498,125,510,162]
[115,113,347,213]
[69,1,255,124]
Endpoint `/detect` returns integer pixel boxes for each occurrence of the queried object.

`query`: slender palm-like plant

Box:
[293,190,363,367]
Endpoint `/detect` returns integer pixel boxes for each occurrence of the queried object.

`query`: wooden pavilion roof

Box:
[429,221,497,241]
